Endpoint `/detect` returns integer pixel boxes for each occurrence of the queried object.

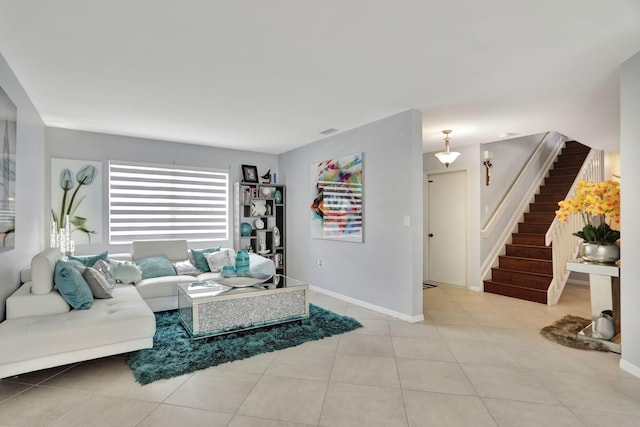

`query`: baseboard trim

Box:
[620,359,640,379]
[309,285,424,323]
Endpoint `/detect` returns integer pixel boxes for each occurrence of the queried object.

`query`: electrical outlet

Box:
[317,259,323,268]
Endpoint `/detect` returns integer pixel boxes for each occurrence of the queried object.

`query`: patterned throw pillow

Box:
[173,259,202,276]
[82,267,115,299]
[205,248,236,273]
[93,259,116,285]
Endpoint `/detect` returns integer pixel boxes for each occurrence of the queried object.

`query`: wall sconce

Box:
[483,150,493,186]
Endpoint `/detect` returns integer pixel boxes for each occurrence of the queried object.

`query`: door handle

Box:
[428,233,434,237]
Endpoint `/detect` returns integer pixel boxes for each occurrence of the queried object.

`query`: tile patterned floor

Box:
[1,284,639,426]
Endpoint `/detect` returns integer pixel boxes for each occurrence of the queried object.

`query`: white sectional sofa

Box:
[0,248,155,379]
[0,239,230,379]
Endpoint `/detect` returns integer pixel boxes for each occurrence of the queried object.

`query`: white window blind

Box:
[109,161,229,244]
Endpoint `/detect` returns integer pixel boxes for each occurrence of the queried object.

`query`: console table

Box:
[566,260,620,352]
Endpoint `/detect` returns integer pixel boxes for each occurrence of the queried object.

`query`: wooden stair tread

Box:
[484,281,547,304]
[491,267,552,278]
[484,280,549,291]
[490,268,553,290]
[500,255,552,262]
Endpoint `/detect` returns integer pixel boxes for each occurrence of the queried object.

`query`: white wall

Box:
[604,151,621,181]
[45,127,279,254]
[423,144,482,290]
[619,50,640,378]
[0,53,46,320]
[279,110,424,320]
[479,133,546,227]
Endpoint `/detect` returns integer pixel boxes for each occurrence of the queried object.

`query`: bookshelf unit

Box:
[233,182,285,277]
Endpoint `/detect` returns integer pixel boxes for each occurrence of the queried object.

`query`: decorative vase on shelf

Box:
[240,222,252,236]
[578,242,620,264]
[273,226,281,247]
[274,189,282,204]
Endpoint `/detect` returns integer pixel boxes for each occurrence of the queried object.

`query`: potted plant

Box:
[556,180,620,263]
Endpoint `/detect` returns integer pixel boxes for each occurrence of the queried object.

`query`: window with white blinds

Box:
[109,161,229,244]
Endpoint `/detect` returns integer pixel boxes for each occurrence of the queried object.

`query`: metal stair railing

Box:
[545,149,603,304]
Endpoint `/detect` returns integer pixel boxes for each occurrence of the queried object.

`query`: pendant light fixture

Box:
[434,129,460,168]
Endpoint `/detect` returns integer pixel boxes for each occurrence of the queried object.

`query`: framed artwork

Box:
[311,152,363,242]
[0,86,17,252]
[51,158,103,244]
[242,164,259,183]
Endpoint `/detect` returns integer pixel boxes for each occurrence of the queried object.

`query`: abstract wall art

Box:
[0,86,17,252]
[311,152,363,242]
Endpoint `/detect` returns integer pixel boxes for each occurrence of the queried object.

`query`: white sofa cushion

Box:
[30,248,62,295]
[0,285,155,370]
[134,275,194,300]
[132,239,188,262]
[6,282,70,319]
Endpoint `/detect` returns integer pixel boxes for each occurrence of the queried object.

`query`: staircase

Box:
[483,141,591,303]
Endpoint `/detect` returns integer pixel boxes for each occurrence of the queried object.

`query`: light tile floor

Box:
[2,284,640,426]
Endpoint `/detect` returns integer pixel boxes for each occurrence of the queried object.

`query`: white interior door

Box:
[425,171,467,287]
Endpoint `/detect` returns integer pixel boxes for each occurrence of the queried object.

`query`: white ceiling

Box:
[1,0,639,154]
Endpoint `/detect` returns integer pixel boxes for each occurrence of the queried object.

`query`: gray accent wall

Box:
[0,52,46,320]
[620,50,640,378]
[46,127,279,254]
[479,132,546,227]
[278,110,424,319]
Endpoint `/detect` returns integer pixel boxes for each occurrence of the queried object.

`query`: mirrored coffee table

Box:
[177,274,309,339]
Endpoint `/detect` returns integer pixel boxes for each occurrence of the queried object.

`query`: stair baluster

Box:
[545,149,603,304]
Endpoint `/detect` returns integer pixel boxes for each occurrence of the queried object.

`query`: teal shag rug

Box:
[126,304,362,385]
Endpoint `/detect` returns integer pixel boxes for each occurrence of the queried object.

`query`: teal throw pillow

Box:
[135,255,177,280]
[54,260,94,310]
[191,247,220,272]
[69,250,109,268]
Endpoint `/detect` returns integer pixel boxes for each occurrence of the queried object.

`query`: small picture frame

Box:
[242,165,259,183]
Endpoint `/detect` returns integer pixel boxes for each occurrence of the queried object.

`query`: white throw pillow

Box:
[205,249,236,273]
